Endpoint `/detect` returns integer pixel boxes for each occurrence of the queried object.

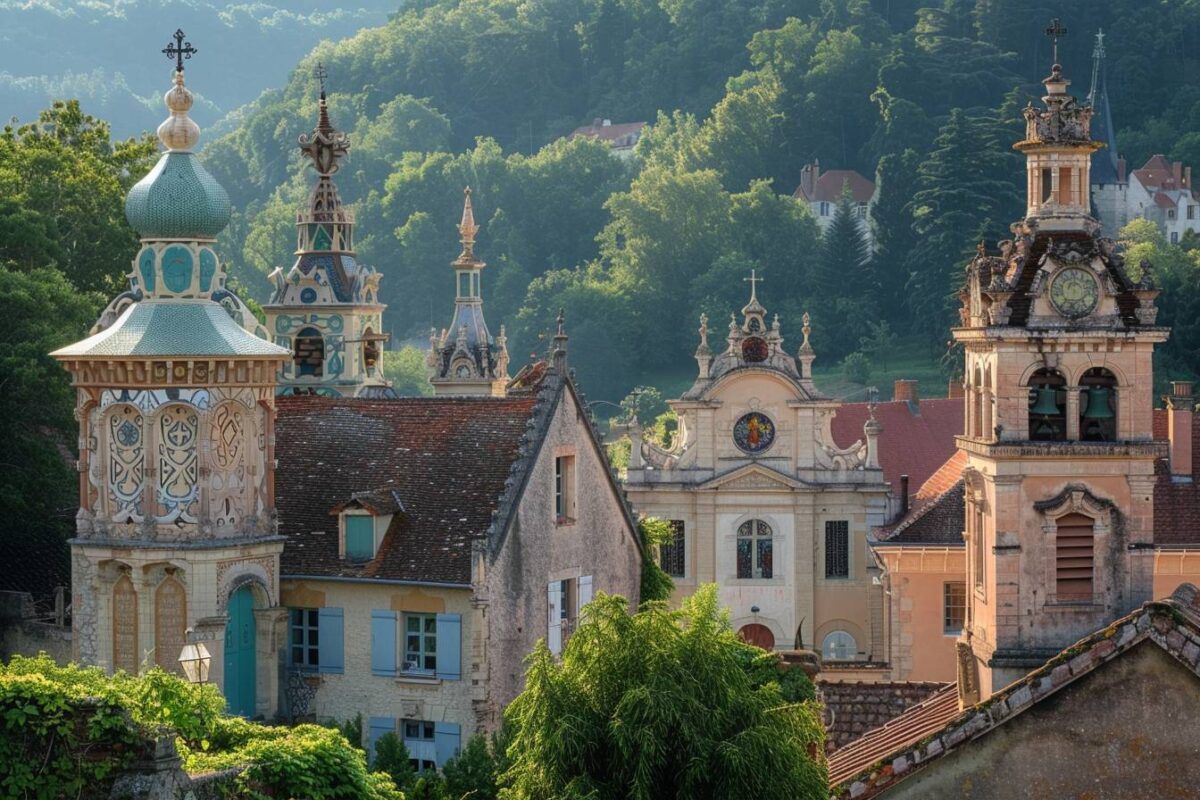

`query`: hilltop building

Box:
[792,161,876,248]
[52,65,291,717]
[264,87,393,398]
[830,44,1200,798]
[1089,30,1200,240]
[568,118,645,159]
[426,188,510,396]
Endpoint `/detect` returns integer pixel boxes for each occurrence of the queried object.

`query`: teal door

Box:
[224,585,256,717]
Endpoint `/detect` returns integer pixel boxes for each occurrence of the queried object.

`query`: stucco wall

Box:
[278,579,476,739]
[877,547,964,682]
[880,642,1200,799]
[481,383,641,729]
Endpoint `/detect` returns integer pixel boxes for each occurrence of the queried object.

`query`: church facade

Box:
[624,282,893,669]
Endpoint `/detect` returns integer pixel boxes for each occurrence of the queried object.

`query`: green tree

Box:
[870,150,922,326]
[384,346,434,397]
[814,182,875,356]
[442,735,502,800]
[500,585,826,799]
[0,101,157,293]
[373,731,418,791]
[638,517,676,603]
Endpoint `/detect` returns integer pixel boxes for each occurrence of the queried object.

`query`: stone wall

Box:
[0,590,72,664]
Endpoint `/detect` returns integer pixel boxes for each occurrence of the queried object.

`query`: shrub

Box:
[374,730,417,790]
[842,351,872,384]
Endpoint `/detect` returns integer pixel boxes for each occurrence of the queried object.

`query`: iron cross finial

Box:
[744,269,763,300]
[163,29,197,72]
[1045,18,1068,65]
[315,62,328,96]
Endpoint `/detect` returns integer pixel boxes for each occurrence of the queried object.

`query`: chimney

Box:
[1186,166,1193,190]
[592,117,602,127]
[1167,381,1195,480]
[899,474,910,516]
[894,379,919,406]
[1173,161,1184,189]
[947,380,965,400]
[1118,157,1127,183]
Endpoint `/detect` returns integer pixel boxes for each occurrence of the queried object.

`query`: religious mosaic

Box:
[733,412,775,454]
[209,403,247,530]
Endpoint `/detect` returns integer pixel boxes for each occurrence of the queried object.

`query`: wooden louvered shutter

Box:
[1056,513,1094,601]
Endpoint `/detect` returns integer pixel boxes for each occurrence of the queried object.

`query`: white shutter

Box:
[547,581,563,655]
[578,575,593,610]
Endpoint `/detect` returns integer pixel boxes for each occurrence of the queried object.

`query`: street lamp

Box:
[178,633,211,684]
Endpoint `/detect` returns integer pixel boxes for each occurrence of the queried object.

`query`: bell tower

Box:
[953,28,1167,701]
[264,65,392,398]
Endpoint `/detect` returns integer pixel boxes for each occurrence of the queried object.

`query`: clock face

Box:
[733,412,775,454]
[1049,267,1099,319]
[742,336,769,363]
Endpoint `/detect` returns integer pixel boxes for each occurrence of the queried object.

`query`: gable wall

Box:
[481,384,641,728]
[880,641,1200,798]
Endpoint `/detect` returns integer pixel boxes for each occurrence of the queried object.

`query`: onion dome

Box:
[125,69,230,240]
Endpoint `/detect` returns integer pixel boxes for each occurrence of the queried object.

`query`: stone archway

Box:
[738,623,775,650]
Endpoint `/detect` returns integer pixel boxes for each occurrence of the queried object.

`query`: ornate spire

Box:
[741,269,767,332]
[552,309,569,373]
[457,187,480,264]
[296,67,353,252]
[157,66,200,152]
[299,67,349,179]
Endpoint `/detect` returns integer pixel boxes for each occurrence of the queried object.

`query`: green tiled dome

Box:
[125,152,230,239]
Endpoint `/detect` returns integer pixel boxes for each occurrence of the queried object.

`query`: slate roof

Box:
[829,583,1200,798]
[831,398,962,492]
[274,394,537,584]
[51,301,288,359]
[1152,408,1200,547]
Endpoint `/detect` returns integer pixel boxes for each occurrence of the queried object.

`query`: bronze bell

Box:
[1029,386,1061,416]
[1081,386,1114,419]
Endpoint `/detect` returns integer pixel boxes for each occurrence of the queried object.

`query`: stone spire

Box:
[297,66,353,253]
[1087,30,1121,186]
[428,187,510,396]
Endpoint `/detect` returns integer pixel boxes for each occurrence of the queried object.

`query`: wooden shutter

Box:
[367,717,395,765]
[318,607,344,674]
[579,575,593,610]
[345,515,375,561]
[434,721,461,768]
[547,582,562,655]
[435,613,461,681]
[1056,513,1094,601]
[371,610,397,676]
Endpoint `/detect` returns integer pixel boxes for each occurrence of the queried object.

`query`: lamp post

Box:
[178,632,211,685]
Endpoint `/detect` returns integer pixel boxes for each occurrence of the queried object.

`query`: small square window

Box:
[345,514,375,561]
[555,455,576,523]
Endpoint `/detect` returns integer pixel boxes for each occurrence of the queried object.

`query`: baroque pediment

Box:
[698,463,806,492]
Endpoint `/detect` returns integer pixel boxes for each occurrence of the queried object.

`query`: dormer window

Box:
[343,513,376,562]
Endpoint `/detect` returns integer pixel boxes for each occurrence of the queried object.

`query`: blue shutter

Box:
[317,607,344,674]
[435,613,462,681]
[371,610,397,677]
[434,721,461,767]
[367,716,395,765]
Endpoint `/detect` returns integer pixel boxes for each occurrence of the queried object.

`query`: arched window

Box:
[822,630,857,662]
[294,327,325,377]
[112,574,138,674]
[1028,368,1066,441]
[1079,368,1117,442]
[154,575,187,673]
[738,623,775,650]
[1056,513,1095,601]
[362,327,380,373]
[736,519,773,579]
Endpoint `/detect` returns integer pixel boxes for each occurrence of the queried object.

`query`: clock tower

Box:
[953,48,1167,700]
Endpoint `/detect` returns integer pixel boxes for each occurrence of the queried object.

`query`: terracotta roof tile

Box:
[820,680,952,753]
[826,682,961,787]
[832,398,962,492]
[569,121,645,144]
[274,394,537,584]
[794,169,875,203]
[1153,408,1200,546]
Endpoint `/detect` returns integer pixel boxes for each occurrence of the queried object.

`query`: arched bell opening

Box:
[294,327,325,378]
[1028,368,1067,441]
[1079,367,1118,442]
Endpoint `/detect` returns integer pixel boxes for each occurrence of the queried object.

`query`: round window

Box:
[733,412,775,454]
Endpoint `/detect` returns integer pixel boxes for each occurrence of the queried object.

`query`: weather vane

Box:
[315,62,328,96]
[163,29,197,72]
[1045,18,1067,65]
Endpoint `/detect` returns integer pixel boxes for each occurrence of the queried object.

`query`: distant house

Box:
[792,160,877,248]
[569,118,645,159]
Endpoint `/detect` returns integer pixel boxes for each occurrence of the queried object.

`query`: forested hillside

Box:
[194,0,1200,401]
